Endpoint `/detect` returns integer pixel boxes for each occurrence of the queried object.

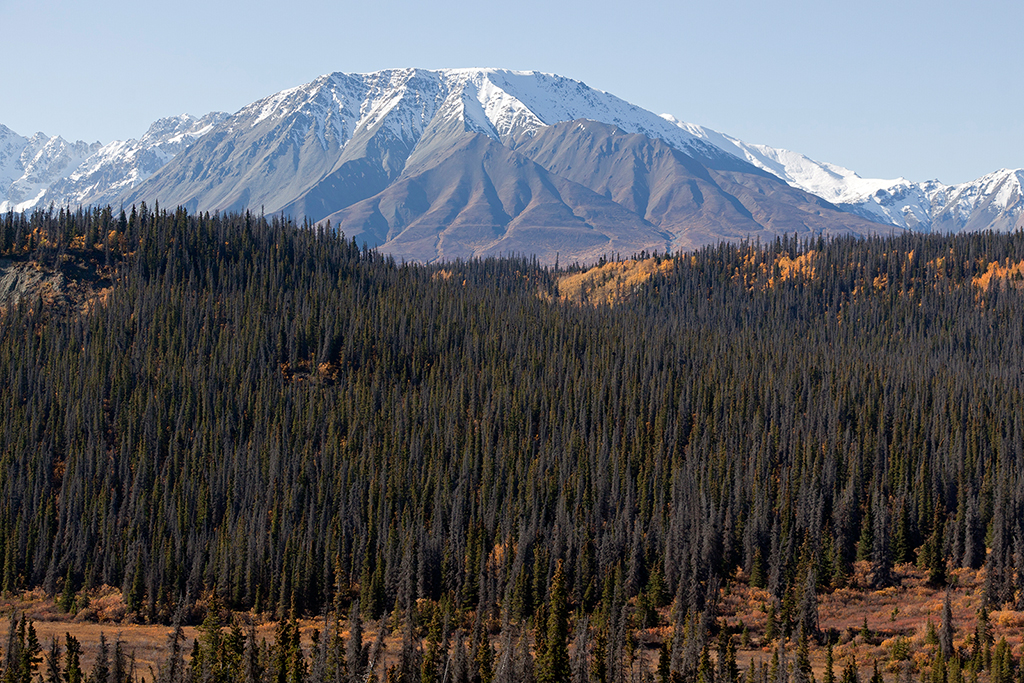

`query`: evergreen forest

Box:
[3,205,1024,682]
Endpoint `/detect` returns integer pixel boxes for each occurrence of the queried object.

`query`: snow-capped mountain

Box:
[0,126,101,213]
[0,114,227,213]
[3,67,1021,263]
[40,113,228,210]
[121,69,736,218]
[928,169,1024,233]
[118,68,885,262]
[687,126,1024,233]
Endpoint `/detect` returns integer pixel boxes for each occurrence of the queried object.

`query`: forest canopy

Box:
[2,206,1024,681]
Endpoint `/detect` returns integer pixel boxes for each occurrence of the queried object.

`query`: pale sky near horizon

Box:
[1,0,1020,186]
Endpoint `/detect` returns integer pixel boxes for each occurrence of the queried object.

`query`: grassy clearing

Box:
[2,564,1015,681]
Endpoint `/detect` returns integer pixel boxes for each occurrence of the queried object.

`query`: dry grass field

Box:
[721,562,1014,680]
[0,563,1015,681]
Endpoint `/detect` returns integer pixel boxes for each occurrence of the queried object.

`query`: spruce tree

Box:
[346,601,364,683]
[63,634,83,683]
[538,560,570,683]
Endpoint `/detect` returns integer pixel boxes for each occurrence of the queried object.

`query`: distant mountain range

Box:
[2,69,1021,263]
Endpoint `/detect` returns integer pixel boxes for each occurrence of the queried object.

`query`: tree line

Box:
[3,205,1024,681]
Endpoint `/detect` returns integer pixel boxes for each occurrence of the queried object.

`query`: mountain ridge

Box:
[693,127,1024,234]
[115,68,889,262]
[2,68,1020,261]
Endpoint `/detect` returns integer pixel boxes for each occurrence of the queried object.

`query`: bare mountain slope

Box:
[5,68,1021,263]
[119,69,723,223]
[511,120,892,250]
[119,70,893,262]
[324,132,670,264]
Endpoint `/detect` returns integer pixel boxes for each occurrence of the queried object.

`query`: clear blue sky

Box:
[1,0,1020,185]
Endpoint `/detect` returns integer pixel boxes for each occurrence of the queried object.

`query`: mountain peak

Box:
[3,68,1021,258]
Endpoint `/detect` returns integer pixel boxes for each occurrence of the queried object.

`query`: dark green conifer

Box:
[63,634,83,683]
[537,560,569,683]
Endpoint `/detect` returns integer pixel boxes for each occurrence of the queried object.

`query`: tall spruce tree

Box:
[538,560,569,683]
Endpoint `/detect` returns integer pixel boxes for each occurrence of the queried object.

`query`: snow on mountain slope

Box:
[122,73,414,216]
[0,125,26,197]
[0,129,101,213]
[220,68,726,167]
[121,68,744,220]
[452,70,718,157]
[928,169,1024,233]
[41,112,228,209]
[661,115,1024,234]
[4,67,1021,248]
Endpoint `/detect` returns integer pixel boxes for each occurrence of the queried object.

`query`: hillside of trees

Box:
[2,206,1024,682]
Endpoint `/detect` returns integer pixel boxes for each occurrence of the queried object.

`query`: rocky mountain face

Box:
[702,132,1024,234]
[509,120,883,251]
[2,68,1021,263]
[323,129,672,264]
[0,114,225,213]
[0,126,101,212]
[116,69,888,263]
[118,69,727,218]
[44,113,229,210]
